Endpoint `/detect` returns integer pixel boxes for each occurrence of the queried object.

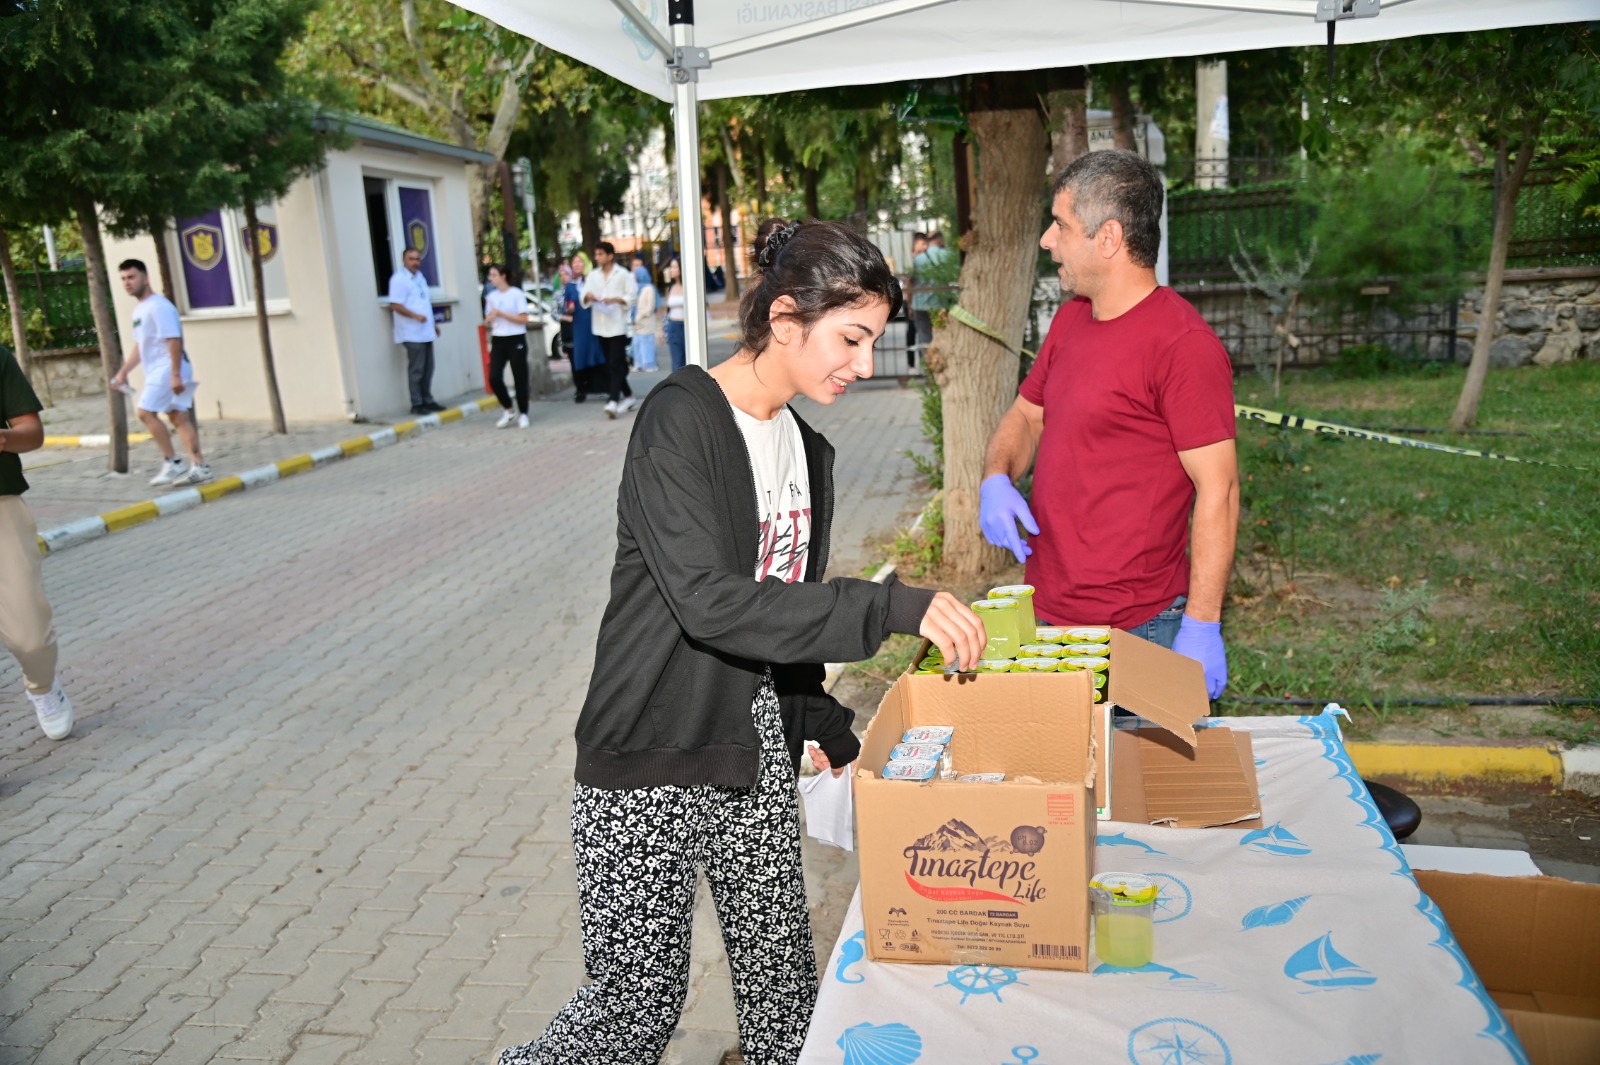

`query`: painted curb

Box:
[1347,741,1566,789]
[35,396,500,556]
[42,433,154,448]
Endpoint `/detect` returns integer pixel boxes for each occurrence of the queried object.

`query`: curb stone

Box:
[35,395,502,556]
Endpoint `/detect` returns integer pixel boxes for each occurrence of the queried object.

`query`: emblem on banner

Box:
[242,221,278,263]
[406,219,430,258]
[181,223,225,271]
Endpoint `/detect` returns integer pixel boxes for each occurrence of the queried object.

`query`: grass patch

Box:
[1218,360,1600,719]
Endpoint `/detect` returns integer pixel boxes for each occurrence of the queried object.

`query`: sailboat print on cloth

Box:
[1285,933,1378,988]
[1240,823,1312,856]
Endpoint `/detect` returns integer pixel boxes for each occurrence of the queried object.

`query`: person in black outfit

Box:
[496,220,986,1065]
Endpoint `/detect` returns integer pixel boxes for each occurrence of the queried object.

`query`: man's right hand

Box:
[979,474,1039,565]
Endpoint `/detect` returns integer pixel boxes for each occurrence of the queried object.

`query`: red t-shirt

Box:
[1018,287,1236,629]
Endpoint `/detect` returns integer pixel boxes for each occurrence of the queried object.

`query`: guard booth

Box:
[104,115,505,423]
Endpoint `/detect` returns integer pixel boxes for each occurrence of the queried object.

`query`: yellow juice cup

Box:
[989,585,1036,638]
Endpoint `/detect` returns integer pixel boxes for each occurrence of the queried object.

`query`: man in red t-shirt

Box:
[979,150,1239,697]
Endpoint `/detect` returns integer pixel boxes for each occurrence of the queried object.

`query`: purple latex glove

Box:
[979,474,1039,565]
[1172,615,1227,699]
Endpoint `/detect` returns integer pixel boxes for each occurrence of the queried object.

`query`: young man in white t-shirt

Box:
[110,260,211,487]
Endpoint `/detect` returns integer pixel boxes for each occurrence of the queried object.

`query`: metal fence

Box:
[0,269,99,352]
[1168,161,1600,282]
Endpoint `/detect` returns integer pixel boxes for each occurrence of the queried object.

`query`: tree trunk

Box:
[1451,134,1537,431]
[0,228,33,378]
[245,202,287,435]
[74,191,130,473]
[754,140,769,217]
[152,223,177,300]
[1108,75,1137,151]
[717,160,740,300]
[953,130,974,242]
[576,189,601,256]
[804,166,821,221]
[852,155,870,233]
[1048,86,1090,178]
[932,78,1048,578]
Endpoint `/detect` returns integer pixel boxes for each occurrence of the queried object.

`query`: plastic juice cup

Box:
[1091,872,1158,967]
[989,585,1036,638]
[975,659,1014,673]
[1010,657,1059,673]
[1035,627,1068,644]
[1066,627,1111,644]
[972,598,1023,659]
[1062,642,1110,657]
[1018,643,1065,658]
[1059,656,1112,673]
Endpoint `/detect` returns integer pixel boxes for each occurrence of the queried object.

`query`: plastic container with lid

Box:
[1062,642,1110,657]
[883,758,939,781]
[1058,656,1112,673]
[1009,658,1060,673]
[1066,626,1111,644]
[988,584,1036,638]
[971,598,1025,660]
[1034,626,1069,644]
[1017,643,1065,659]
[974,659,1015,674]
[1091,872,1159,967]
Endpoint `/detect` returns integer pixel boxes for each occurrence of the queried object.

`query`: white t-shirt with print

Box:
[484,286,528,337]
[133,293,184,375]
[728,402,812,583]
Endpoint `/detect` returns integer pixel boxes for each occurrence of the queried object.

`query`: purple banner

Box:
[178,210,235,309]
[397,187,440,287]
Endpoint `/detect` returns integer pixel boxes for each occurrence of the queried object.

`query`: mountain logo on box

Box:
[901,819,1047,904]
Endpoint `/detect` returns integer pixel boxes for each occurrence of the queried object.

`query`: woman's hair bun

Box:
[754,219,802,271]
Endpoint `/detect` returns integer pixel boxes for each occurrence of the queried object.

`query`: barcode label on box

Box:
[1030,943,1081,960]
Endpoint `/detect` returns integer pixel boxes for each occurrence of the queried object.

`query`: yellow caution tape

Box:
[950,305,1590,474]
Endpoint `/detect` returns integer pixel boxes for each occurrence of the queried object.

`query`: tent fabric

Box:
[456,0,1595,103]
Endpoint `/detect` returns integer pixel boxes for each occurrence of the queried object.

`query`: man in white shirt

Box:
[388,247,442,416]
[109,259,211,487]
[580,241,638,418]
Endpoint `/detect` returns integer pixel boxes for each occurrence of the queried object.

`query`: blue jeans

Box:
[664,319,686,372]
[1126,595,1187,649]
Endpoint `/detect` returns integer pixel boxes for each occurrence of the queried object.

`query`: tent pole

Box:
[671,15,709,369]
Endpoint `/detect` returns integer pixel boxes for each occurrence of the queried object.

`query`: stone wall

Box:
[1180,267,1600,371]
[24,349,104,405]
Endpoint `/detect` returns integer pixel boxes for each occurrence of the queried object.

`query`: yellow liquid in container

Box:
[1094,911,1154,967]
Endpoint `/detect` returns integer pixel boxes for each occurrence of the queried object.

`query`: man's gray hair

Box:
[1052,150,1164,269]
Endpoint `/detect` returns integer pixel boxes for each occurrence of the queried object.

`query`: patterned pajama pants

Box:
[500,675,817,1065]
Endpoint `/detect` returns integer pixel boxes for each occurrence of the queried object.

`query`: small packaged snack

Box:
[957,773,1006,783]
[883,758,939,781]
[892,742,948,762]
[901,725,955,745]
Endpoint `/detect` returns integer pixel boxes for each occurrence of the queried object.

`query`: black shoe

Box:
[424,401,445,413]
[410,404,430,415]
[574,392,586,403]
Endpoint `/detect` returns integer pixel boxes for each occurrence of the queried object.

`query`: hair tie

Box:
[758,221,803,270]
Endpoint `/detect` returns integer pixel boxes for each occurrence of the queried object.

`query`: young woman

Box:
[631,262,660,372]
[497,220,986,1065]
[661,256,687,372]
[483,264,531,428]
[568,252,607,403]
[555,263,576,360]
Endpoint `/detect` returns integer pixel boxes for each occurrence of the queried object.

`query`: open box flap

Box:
[1107,629,1209,746]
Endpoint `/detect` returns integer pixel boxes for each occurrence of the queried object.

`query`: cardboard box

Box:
[854,668,1100,971]
[1416,870,1600,1065]
[906,630,1260,826]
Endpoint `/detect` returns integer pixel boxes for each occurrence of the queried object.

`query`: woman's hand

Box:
[918,592,987,672]
[808,743,848,778]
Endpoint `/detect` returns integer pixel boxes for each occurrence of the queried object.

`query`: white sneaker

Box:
[618,396,638,415]
[149,457,186,487]
[516,414,529,429]
[29,682,74,740]
[174,463,212,486]
[496,410,517,428]
[604,400,618,419]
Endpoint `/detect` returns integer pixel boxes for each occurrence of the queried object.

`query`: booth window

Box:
[363,175,443,296]
[174,205,289,315]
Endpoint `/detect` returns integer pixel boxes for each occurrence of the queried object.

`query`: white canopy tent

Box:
[454,0,1595,367]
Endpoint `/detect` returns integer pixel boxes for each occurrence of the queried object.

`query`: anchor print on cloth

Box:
[837,1021,922,1065]
[1285,933,1377,989]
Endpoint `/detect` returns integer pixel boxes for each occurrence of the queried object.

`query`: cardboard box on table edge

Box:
[1415,869,1600,1065]
[905,630,1260,828]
